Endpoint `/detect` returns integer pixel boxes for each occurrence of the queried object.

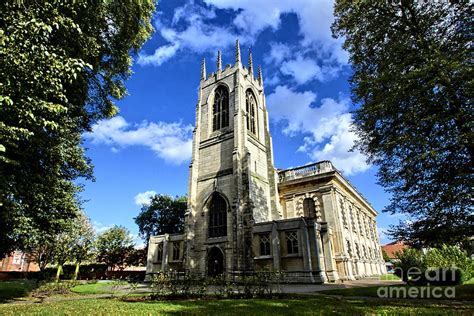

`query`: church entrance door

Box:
[207,247,224,276]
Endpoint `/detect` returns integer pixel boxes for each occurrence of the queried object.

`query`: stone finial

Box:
[201,58,206,81]
[248,49,253,76]
[235,39,241,65]
[217,50,222,72]
[257,65,263,86]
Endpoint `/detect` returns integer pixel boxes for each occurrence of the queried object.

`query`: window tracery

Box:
[245,89,257,134]
[212,86,229,131]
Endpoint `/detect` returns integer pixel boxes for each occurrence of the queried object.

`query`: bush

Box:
[393,245,473,285]
[149,271,283,299]
[31,281,77,298]
[393,248,426,282]
[425,245,473,283]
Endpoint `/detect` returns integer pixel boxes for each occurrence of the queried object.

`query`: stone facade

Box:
[146,42,386,283]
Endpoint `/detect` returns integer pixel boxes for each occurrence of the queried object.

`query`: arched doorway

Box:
[207,247,224,276]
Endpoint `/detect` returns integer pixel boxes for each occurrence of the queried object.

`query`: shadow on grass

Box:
[0,280,38,303]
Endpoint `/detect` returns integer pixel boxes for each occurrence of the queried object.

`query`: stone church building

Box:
[146,41,386,283]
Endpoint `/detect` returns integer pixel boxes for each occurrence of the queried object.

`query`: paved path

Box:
[280,279,403,294]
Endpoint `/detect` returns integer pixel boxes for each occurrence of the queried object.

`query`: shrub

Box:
[425,245,473,283]
[31,281,77,298]
[393,248,426,282]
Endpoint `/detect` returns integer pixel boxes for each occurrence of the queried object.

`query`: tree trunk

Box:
[55,263,63,283]
[73,262,80,281]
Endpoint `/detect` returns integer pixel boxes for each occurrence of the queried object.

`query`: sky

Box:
[82,0,402,247]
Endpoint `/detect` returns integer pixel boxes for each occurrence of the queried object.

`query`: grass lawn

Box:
[319,283,474,301]
[379,274,401,281]
[70,281,128,294]
[0,296,473,315]
[0,280,38,303]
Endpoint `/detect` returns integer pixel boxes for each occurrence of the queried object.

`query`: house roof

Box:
[381,241,408,259]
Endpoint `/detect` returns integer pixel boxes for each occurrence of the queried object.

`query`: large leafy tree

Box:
[332,1,473,248]
[0,1,155,256]
[134,195,187,243]
[96,225,134,271]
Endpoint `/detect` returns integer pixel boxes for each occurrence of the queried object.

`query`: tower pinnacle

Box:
[258,65,263,86]
[217,50,222,72]
[201,58,206,81]
[235,39,241,65]
[248,49,253,76]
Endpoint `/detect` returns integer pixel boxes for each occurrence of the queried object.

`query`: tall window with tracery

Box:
[259,234,271,256]
[208,193,227,238]
[156,242,163,262]
[172,242,181,261]
[245,89,257,134]
[286,231,299,255]
[213,86,229,131]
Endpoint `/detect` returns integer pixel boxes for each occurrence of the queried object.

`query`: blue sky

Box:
[82,0,401,246]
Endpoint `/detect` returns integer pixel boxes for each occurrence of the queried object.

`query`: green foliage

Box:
[393,248,427,282]
[31,281,77,298]
[333,0,473,248]
[0,0,155,256]
[134,195,187,243]
[393,245,473,285]
[149,271,283,299]
[96,225,135,271]
[382,249,391,262]
[425,245,474,282]
[0,280,38,303]
[26,210,95,276]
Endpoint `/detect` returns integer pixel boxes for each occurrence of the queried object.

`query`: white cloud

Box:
[204,0,348,64]
[281,55,323,84]
[85,116,193,165]
[138,2,244,66]
[267,86,369,175]
[265,42,291,65]
[139,0,348,72]
[134,190,157,206]
[92,221,113,234]
[138,43,180,66]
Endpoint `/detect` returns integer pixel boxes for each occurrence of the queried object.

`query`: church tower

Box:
[185,40,280,276]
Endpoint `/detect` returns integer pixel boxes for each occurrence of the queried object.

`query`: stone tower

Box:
[185,40,280,276]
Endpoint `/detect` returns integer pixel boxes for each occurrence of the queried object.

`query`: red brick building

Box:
[0,251,39,272]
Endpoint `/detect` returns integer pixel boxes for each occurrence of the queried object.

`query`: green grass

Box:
[379,274,401,281]
[0,280,38,303]
[70,281,128,294]
[319,284,474,301]
[0,296,473,315]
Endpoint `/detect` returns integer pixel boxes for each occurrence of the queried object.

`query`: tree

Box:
[96,225,134,271]
[27,211,95,280]
[134,195,187,243]
[0,1,155,257]
[333,1,473,248]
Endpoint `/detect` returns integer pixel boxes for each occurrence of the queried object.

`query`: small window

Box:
[259,234,271,256]
[156,243,163,262]
[286,231,299,255]
[172,242,181,261]
[303,198,316,217]
[346,240,352,257]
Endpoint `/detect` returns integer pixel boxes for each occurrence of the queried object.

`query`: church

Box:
[146,41,387,283]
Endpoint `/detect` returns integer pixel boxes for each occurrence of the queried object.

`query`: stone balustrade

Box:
[278,161,334,183]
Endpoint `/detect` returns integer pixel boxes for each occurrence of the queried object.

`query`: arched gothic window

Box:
[245,89,257,134]
[208,193,227,238]
[212,86,229,131]
[303,198,316,218]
